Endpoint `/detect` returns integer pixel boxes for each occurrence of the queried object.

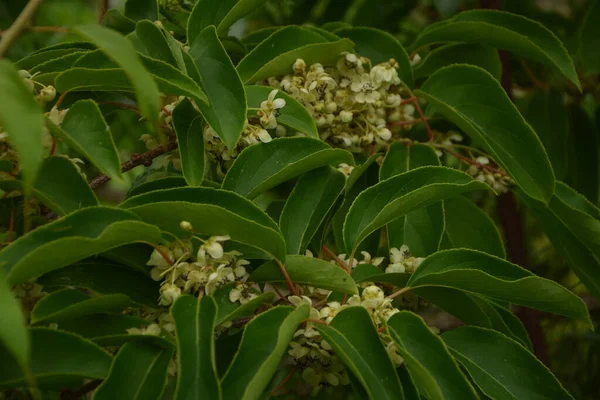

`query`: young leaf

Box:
[442,326,575,400]
[344,166,489,255]
[0,328,112,388]
[414,43,502,81]
[335,27,413,87]
[407,249,590,323]
[417,64,556,202]
[411,9,580,89]
[171,295,221,400]
[222,137,353,199]
[380,143,445,257]
[212,283,276,325]
[103,9,136,34]
[0,207,162,286]
[120,187,286,262]
[441,196,505,258]
[187,26,246,149]
[93,342,173,400]
[0,156,98,216]
[245,85,318,138]
[0,60,45,187]
[579,0,600,73]
[251,255,358,294]
[280,166,345,254]
[37,261,160,307]
[217,0,269,35]
[136,20,179,69]
[125,0,159,21]
[73,25,161,131]
[387,311,478,400]
[315,307,404,400]
[30,289,130,324]
[221,305,310,400]
[172,99,205,186]
[52,99,123,181]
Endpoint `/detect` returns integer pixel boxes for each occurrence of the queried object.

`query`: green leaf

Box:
[315,307,404,400]
[29,51,91,83]
[237,26,354,83]
[125,0,159,22]
[417,64,556,202]
[251,255,358,294]
[344,166,489,254]
[187,0,235,45]
[0,271,32,388]
[566,106,598,204]
[102,9,136,35]
[55,68,135,92]
[127,176,188,198]
[0,207,162,286]
[213,282,276,325]
[136,20,179,69]
[188,26,246,149]
[442,326,574,400]
[241,27,281,49]
[93,341,173,400]
[120,187,286,262]
[0,60,45,187]
[52,99,123,182]
[380,143,444,257]
[407,249,590,323]
[171,295,221,400]
[16,47,94,70]
[414,43,502,81]
[523,89,569,180]
[221,305,309,400]
[387,311,478,400]
[0,328,112,389]
[222,137,353,199]
[37,261,160,307]
[172,99,205,186]
[441,196,505,258]
[335,27,413,87]
[0,156,98,216]
[579,0,600,73]
[73,25,161,131]
[217,0,269,36]
[411,9,580,89]
[346,153,380,194]
[280,166,345,254]
[245,85,318,137]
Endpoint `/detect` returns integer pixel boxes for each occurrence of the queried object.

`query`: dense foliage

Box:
[1,0,600,398]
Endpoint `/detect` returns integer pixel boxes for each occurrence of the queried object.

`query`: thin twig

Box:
[270,367,298,397]
[97,0,110,23]
[61,379,102,400]
[387,286,411,300]
[89,141,178,189]
[322,246,351,273]
[0,0,46,58]
[276,260,299,296]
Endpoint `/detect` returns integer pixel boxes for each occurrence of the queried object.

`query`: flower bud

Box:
[39,86,56,102]
[180,220,193,231]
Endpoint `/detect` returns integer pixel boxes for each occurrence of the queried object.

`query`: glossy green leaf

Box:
[102,9,136,34]
[73,25,161,131]
[127,176,188,198]
[0,207,162,285]
[217,0,269,36]
[213,282,276,325]
[414,43,501,81]
[222,137,353,199]
[346,153,380,194]
[442,326,574,400]
[344,166,489,254]
[221,305,309,400]
[172,99,205,186]
[37,261,160,307]
[0,156,98,216]
[411,9,580,89]
[251,255,358,294]
[53,99,123,181]
[315,307,404,400]
[125,0,158,22]
[0,328,111,388]
[241,26,281,49]
[120,187,285,262]
[417,64,555,202]
[188,26,246,148]
[335,27,413,87]
[29,50,91,79]
[187,0,234,45]
[171,295,221,400]
[0,60,45,187]
[245,85,318,137]
[16,47,93,70]
[136,20,179,68]
[280,166,345,254]
[523,89,569,180]
[93,341,173,400]
[441,196,505,258]
[566,106,598,204]
[387,311,477,400]
[380,143,444,257]
[579,0,600,73]
[55,68,134,92]
[0,271,32,388]
[407,249,590,323]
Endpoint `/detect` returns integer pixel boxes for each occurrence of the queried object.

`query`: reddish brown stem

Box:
[98,101,143,116]
[97,0,109,23]
[443,147,505,175]
[306,319,327,325]
[270,367,298,396]
[322,246,351,273]
[277,261,299,296]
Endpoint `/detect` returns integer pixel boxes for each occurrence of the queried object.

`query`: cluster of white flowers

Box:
[467,156,513,194]
[330,250,384,269]
[146,223,250,306]
[260,53,415,153]
[385,245,425,274]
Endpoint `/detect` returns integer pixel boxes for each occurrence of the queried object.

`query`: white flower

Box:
[350,73,381,104]
[127,323,162,336]
[386,263,406,274]
[386,342,405,366]
[197,235,230,261]
[147,246,172,269]
[476,156,490,165]
[376,125,392,141]
[288,295,312,308]
[370,64,398,85]
[159,283,181,306]
[289,341,310,358]
[39,85,56,102]
[293,58,307,74]
[361,285,385,309]
[256,129,272,143]
[385,93,402,107]
[337,163,354,176]
[319,301,345,324]
[410,53,422,67]
[339,110,353,123]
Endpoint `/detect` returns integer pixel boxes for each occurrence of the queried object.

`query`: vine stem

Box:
[0,0,46,58]
[387,286,412,300]
[322,246,351,273]
[276,260,298,296]
[270,367,298,397]
[97,0,109,23]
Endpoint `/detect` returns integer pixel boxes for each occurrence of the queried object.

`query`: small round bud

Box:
[39,86,56,102]
[18,70,31,79]
[180,220,193,231]
[339,110,353,123]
